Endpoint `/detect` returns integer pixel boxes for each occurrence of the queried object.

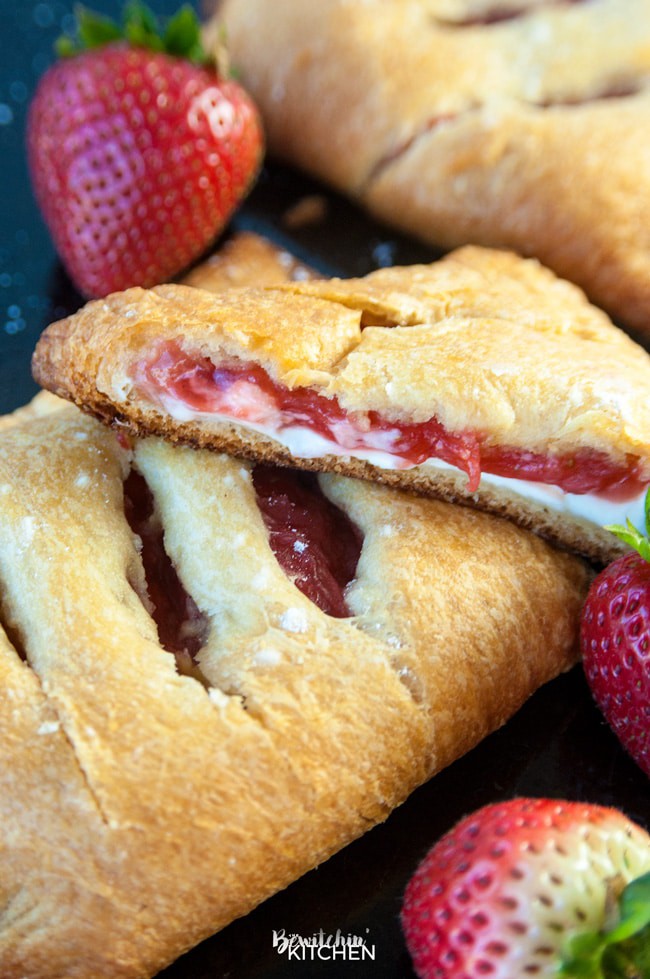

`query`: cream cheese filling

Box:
[153,392,646,533]
[450,463,646,531]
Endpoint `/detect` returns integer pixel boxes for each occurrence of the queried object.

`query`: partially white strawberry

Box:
[401,798,650,978]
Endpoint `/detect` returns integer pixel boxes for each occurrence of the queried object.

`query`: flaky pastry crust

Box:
[0,405,588,978]
[181,229,317,292]
[3,234,592,975]
[32,245,650,563]
[0,390,65,431]
[216,0,650,334]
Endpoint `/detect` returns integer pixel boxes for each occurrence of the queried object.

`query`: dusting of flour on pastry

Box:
[279,608,309,633]
[250,567,272,590]
[37,720,61,735]
[254,647,282,667]
[18,516,37,545]
[208,687,230,708]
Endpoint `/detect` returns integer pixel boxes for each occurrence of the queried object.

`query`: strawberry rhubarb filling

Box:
[134,342,648,517]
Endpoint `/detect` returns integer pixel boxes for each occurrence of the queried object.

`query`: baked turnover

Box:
[3,233,594,975]
[33,246,650,564]
[0,398,588,977]
[216,0,650,335]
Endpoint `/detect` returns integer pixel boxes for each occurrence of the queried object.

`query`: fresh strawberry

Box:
[26,3,263,297]
[401,798,650,979]
[581,492,650,778]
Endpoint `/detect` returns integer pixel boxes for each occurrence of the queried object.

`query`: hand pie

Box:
[6,233,588,976]
[0,400,587,978]
[33,245,650,564]
[215,0,650,335]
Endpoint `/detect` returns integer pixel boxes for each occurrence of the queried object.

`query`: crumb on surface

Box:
[282,195,328,230]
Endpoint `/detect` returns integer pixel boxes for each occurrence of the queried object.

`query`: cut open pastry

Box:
[4,233,592,975]
[0,400,588,978]
[216,0,650,335]
[33,245,650,564]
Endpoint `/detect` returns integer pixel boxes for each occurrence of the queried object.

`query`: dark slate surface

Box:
[1,3,648,977]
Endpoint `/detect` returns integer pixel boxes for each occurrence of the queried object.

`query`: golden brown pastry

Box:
[181,229,317,291]
[0,389,66,431]
[4,233,593,976]
[33,245,650,564]
[0,402,588,978]
[215,0,650,335]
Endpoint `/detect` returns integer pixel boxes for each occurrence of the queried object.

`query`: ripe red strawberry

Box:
[26,3,263,298]
[401,798,650,979]
[581,496,650,778]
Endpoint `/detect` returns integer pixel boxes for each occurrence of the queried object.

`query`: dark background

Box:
[1,2,648,976]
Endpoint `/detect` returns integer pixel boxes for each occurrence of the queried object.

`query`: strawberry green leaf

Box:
[560,873,650,978]
[56,5,121,56]
[606,873,650,944]
[604,521,650,563]
[54,35,79,57]
[55,1,209,64]
[560,931,611,977]
[164,5,204,63]
[606,489,650,563]
[123,1,158,34]
[76,6,122,48]
[123,3,164,52]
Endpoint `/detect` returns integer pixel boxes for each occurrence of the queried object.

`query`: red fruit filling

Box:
[137,342,645,500]
[479,444,645,501]
[123,470,208,671]
[253,465,362,618]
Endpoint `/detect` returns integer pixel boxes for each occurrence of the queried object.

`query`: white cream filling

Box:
[154,390,413,470]
[425,460,646,531]
[155,392,646,533]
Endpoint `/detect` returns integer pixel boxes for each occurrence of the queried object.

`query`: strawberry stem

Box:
[560,872,650,978]
[55,2,209,66]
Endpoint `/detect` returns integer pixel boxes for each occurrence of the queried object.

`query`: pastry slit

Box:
[364,114,465,191]
[252,465,363,618]
[436,0,589,28]
[537,79,642,106]
[123,467,210,683]
[0,620,112,828]
[0,596,28,663]
[365,79,641,193]
[47,709,112,828]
